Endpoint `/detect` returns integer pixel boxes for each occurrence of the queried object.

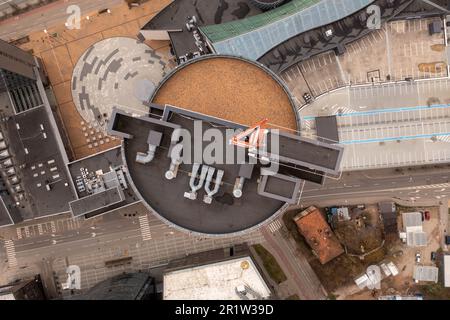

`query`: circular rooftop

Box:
[71,37,170,129]
[122,55,299,236]
[151,55,298,130]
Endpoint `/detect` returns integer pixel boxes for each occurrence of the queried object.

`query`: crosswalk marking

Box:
[437,135,450,143]
[50,221,56,233]
[267,219,283,233]
[16,228,22,240]
[138,215,152,241]
[4,240,18,268]
[37,224,43,235]
[24,226,30,238]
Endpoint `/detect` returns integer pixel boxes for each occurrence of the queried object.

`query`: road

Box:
[262,225,326,300]
[301,164,450,206]
[0,202,265,296]
[0,0,123,40]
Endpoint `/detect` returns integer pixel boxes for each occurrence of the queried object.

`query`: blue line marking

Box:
[341,132,450,145]
[302,103,450,121]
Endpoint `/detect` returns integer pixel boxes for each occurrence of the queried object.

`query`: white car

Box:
[415,252,421,263]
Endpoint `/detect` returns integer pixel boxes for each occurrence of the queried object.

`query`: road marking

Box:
[4,240,18,268]
[24,226,30,238]
[16,228,22,240]
[50,221,56,233]
[267,219,283,233]
[138,215,152,241]
[38,224,43,235]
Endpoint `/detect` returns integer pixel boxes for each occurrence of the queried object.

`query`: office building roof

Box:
[0,106,75,222]
[163,256,271,300]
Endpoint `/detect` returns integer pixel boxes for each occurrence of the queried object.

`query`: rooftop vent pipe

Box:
[165,144,183,180]
[136,130,162,165]
[203,168,224,204]
[233,177,245,198]
[184,163,208,200]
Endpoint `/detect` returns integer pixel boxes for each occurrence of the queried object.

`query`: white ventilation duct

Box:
[203,168,224,204]
[184,163,208,200]
[136,144,157,164]
[165,143,183,180]
[136,130,162,165]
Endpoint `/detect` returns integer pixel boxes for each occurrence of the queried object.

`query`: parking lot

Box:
[281,17,448,104]
[299,77,450,171]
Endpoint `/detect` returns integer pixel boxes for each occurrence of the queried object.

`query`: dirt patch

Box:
[430,44,445,52]
[418,61,446,73]
[334,206,384,257]
[152,56,297,130]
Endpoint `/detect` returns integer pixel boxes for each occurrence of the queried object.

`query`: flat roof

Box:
[267,131,343,174]
[163,256,271,300]
[111,108,288,235]
[151,55,298,130]
[69,186,125,217]
[316,116,339,143]
[2,106,75,219]
[293,206,344,264]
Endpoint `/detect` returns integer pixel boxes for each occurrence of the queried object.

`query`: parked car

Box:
[415,252,421,263]
[424,211,430,221]
[431,251,437,262]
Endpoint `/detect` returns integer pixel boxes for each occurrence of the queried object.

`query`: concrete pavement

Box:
[261,224,326,300]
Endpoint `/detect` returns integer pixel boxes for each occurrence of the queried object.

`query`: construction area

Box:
[281,200,447,299]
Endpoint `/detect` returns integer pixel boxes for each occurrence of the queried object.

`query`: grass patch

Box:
[253,244,287,284]
[327,293,338,300]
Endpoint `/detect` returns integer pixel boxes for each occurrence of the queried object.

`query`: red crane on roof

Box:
[229,118,269,149]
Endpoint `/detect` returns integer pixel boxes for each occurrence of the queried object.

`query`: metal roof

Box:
[200,0,374,60]
[413,266,438,283]
[444,255,450,287]
[406,231,427,247]
[402,212,423,228]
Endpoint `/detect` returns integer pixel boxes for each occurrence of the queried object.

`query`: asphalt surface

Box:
[0,0,122,40]
[301,164,450,205]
